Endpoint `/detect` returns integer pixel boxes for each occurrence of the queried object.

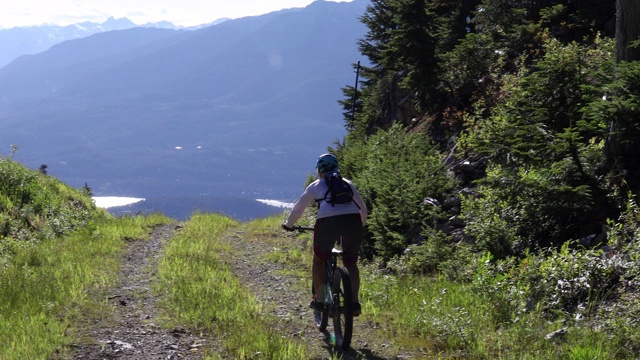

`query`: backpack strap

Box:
[315,189,333,207]
[315,172,362,210]
[314,186,361,209]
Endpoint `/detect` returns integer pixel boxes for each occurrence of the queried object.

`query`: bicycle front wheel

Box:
[331,266,353,349]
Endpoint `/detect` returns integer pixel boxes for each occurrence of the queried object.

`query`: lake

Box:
[94,195,294,221]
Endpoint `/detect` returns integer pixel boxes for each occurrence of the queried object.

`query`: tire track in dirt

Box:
[70,221,411,359]
[224,227,410,360]
[71,223,211,359]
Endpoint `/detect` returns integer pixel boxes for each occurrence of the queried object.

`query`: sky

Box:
[0,0,353,29]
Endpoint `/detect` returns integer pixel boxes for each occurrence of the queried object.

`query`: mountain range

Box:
[0,17,203,68]
[0,0,369,218]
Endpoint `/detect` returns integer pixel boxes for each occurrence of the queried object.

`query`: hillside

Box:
[2,143,640,358]
[0,159,402,358]
[0,0,370,214]
[326,0,640,357]
[0,157,101,258]
[0,157,176,358]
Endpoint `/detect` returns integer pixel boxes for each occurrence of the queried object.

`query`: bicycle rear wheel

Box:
[331,266,353,349]
[311,284,329,331]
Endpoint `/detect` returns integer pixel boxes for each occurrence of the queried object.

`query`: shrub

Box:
[438,242,478,282]
[472,242,623,322]
[462,182,520,259]
[588,60,640,194]
[386,229,453,275]
[463,164,596,258]
[533,243,622,313]
[470,253,530,324]
[356,124,457,260]
[607,194,640,288]
[460,35,615,256]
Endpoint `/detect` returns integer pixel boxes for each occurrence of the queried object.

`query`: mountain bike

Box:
[294,226,354,349]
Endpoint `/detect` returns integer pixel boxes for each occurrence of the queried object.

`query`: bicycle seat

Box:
[331,248,343,255]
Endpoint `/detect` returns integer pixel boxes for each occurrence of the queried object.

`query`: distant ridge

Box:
[0,17,185,68]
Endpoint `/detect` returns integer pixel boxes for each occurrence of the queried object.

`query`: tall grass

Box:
[0,158,96,255]
[359,264,623,359]
[235,216,626,358]
[0,214,169,359]
[156,213,308,359]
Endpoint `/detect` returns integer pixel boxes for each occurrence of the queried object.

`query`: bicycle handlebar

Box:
[282,224,313,232]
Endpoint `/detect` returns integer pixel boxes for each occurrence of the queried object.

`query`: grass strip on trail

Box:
[0,214,170,359]
[156,213,308,359]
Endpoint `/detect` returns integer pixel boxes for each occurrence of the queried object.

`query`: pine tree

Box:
[350,0,443,135]
[615,0,640,62]
[603,0,640,192]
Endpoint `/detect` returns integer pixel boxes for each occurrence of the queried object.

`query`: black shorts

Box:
[314,213,363,266]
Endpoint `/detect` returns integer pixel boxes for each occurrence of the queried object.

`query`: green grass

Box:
[156,213,308,359]
[249,215,313,276]
[208,215,629,359]
[0,214,170,359]
[1,154,628,359]
[359,264,625,359]
[0,158,97,254]
[253,217,628,358]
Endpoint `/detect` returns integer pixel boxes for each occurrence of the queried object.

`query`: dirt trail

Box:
[223,227,409,360]
[71,224,208,359]
[71,223,411,359]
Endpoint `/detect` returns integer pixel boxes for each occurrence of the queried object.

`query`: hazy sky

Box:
[0,0,353,29]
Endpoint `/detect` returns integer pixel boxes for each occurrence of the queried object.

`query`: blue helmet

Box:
[315,153,338,173]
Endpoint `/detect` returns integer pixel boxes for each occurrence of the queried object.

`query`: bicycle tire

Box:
[331,266,353,349]
[311,283,329,330]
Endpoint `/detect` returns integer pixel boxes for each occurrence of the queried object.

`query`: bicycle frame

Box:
[319,248,342,315]
[293,226,353,349]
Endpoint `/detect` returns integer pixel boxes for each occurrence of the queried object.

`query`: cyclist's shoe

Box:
[309,299,324,312]
[352,302,362,317]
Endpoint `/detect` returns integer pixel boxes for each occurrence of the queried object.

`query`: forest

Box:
[331,0,640,353]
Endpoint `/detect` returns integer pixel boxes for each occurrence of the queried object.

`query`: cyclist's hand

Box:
[281,223,295,232]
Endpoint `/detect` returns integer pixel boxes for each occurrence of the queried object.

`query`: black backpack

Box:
[319,171,360,208]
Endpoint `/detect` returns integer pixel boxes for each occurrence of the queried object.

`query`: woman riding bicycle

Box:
[282,153,368,316]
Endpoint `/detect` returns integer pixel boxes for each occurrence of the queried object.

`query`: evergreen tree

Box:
[350,0,443,136]
[460,35,615,253]
[603,0,640,193]
[357,124,456,259]
[334,0,623,260]
[615,0,640,62]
